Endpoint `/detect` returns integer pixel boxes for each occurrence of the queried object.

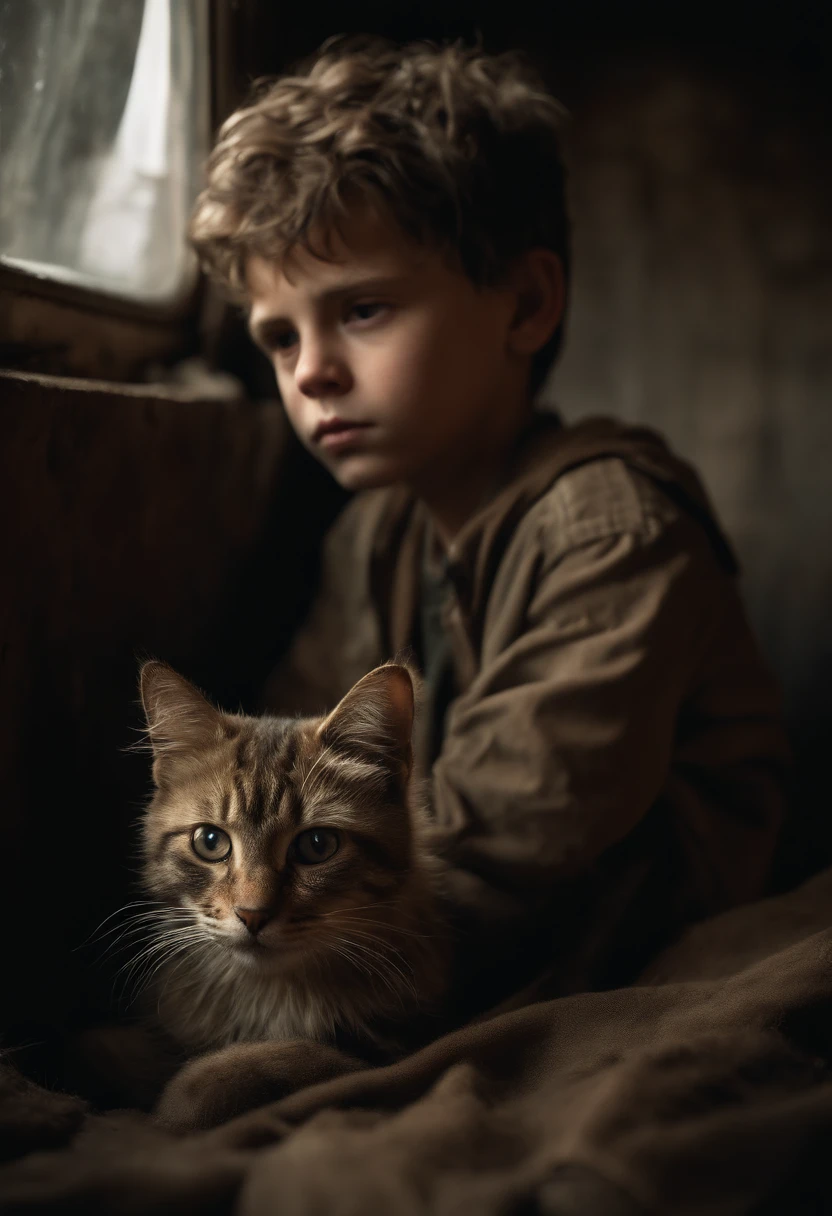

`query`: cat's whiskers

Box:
[327,933,417,1009]
[325,911,437,942]
[79,899,164,946]
[152,941,224,1008]
[342,947,411,1014]
[116,931,202,990]
[88,910,197,966]
[76,900,192,956]
[341,933,418,999]
[318,899,441,935]
[118,932,211,1008]
[326,939,396,999]
[154,937,216,998]
[81,907,203,1000]
[335,925,416,968]
[114,922,206,998]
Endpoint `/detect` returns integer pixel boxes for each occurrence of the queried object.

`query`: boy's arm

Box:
[426,492,788,980]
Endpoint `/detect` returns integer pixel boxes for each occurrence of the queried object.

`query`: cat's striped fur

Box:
[139,661,450,1058]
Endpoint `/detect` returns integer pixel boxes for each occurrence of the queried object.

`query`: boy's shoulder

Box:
[533,447,682,556]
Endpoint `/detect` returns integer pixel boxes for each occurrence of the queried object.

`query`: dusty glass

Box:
[0,0,209,303]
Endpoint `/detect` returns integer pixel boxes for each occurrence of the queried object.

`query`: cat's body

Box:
[135,660,452,1127]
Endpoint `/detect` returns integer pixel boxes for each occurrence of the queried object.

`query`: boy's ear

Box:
[506,248,566,357]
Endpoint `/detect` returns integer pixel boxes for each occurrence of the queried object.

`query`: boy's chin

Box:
[325,454,401,494]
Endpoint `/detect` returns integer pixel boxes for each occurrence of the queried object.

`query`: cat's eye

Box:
[191,825,232,863]
[293,828,340,865]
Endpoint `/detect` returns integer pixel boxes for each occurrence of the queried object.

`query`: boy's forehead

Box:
[244,207,433,315]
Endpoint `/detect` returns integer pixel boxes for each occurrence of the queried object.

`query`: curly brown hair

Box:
[190,36,571,384]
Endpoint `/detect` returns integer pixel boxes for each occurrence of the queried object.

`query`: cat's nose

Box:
[234,906,273,936]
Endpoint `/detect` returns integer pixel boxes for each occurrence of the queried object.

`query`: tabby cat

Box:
[136,659,450,1129]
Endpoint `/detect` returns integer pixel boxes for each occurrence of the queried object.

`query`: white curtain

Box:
[79,0,174,289]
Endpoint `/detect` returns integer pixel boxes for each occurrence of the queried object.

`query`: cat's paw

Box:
[154,1040,364,1132]
[154,1050,244,1131]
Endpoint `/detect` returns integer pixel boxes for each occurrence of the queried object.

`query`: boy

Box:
[189,37,789,1004]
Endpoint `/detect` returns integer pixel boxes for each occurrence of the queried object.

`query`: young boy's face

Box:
[245,207,532,521]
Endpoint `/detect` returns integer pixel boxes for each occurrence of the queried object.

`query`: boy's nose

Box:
[295,344,351,399]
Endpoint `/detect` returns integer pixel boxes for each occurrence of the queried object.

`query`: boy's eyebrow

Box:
[247,274,407,344]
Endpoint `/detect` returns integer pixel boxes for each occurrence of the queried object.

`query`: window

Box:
[0,0,209,305]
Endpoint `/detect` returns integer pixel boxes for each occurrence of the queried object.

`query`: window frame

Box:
[0,0,236,379]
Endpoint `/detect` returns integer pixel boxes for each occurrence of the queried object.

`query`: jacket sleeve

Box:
[425,476,787,943]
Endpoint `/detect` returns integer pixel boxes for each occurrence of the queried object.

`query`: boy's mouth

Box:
[313,417,373,450]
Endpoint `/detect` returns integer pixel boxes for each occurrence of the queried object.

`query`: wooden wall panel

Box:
[0,371,341,1049]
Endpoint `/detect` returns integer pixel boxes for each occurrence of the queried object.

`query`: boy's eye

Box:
[347,301,386,323]
[270,328,298,352]
[252,319,298,355]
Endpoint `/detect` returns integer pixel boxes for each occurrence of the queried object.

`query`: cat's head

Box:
[139,660,424,977]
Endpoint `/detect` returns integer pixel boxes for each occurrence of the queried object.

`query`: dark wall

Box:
[549,50,832,878]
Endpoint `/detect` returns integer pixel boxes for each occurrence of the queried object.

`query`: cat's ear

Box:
[318,664,415,786]
[139,661,224,774]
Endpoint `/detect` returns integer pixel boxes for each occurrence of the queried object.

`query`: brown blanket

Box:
[4,868,832,1215]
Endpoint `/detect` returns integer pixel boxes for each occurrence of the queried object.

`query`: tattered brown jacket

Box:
[265,415,789,1000]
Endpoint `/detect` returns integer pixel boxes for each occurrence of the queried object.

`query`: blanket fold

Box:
[4,868,832,1214]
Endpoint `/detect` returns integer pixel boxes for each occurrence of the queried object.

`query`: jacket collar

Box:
[369,412,737,658]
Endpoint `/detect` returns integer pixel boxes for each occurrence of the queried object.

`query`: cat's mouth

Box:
[233,935,271,955]
[228,931,303,969]
[228,938,275,971]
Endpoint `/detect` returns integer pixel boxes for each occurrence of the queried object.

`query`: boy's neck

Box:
[415,402,538,549]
